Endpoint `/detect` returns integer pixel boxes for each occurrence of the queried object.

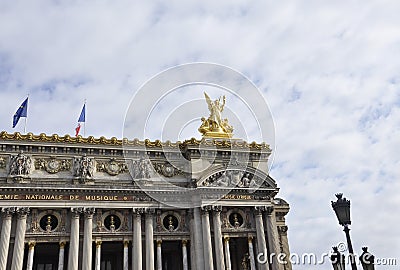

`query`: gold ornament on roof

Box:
[199,92,233,138]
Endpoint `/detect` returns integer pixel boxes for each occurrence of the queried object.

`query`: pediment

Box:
[197,165,276,189]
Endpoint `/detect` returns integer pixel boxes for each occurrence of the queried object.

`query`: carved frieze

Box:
[131,158,153,179]
[9,151,32,176]
[200,170,266,189]
[0,156,6,169]
[153,162,185,178]
[97,159,128,176]
[35,157,71,174]
[73,154,95,183]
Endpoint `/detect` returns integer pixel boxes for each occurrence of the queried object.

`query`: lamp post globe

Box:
[331,193,351,226]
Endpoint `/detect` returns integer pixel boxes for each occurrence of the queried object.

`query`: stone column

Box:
[265,207,283,270]
[145,209,155,270]
[0,207,15,270]
[95,241,102,270]
[156,240,162,270]
[26,242,35,270]
[10,207,29,270]
[212,206,225,270]
[58,242,66,270]
[254,206,269,270]
[189,210,197,270]
[123,241,129,270]
[224,237,232,270]
[193,207,204,270]
[248,237,256,270]
[68,207,82,270]
[201,206,213,270]
[278,226,292,270]
[82,208,95,270]
[182,240,188,270]
[133,208,144,270]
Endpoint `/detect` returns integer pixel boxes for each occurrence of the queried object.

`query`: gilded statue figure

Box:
[199,92,233,138]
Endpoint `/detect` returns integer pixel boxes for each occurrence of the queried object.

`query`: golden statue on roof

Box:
[199,92,233,138]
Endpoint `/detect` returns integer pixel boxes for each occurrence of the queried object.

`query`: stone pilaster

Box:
[224,237,232,270]
[182,240,188,270]
[0,207,15,270]
[201,206,214,270]
[58,242,66,270]
[82,208,95,270]
[265,207,283,270]
[132,208,144,270]
[248,236,256,270]
[156,240,162,270]
[10,207,30,270]
[212,205,225,270]
[278,226,292,270]
[193,207,204,270]
[254,206,269,270]
[145,208,155,270]
[67,207,82,270]
[188,210,197,270]
[123,241,129,270]
[26,242,36,270]
[95,241,102,270]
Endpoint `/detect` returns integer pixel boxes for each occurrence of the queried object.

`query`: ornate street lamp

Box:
[331,193,357,270]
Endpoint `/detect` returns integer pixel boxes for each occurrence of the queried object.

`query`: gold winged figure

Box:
[199,92,233,138]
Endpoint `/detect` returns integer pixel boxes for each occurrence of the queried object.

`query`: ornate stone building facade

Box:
[0,131,291,270]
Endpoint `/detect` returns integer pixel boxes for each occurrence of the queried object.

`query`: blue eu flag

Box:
[13,97,28,128]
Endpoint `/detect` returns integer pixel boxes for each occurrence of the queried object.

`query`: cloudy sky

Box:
[1,1,399,269]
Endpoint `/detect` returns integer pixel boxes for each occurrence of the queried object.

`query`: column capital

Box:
[84,207,95,217]
[200,205,212,215]
[212,205,222,212]
[59,241,66,249]
[95,240,102,248]
[224,236,230,243]
[248,236,254,242]
[145,208,155,215]
[28,242,36,250]
[254,206,268,215]
[266,206,274,215]
[123,240,129,248]
[16,207,30,218]
[278,225,288,235]
[182,239,188,246]
[157,240,162,247]
[133,207,145,215]
[1,207,16,217]
[71,207,83,217]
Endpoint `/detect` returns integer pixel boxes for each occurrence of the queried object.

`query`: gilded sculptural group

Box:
[198,92,234,138]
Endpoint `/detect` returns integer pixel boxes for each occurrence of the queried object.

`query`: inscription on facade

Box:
[0,193,256,201]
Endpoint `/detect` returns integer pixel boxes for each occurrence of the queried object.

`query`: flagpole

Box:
[83,99,86,137]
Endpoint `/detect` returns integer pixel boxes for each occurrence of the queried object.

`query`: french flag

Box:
[75,104,85,136]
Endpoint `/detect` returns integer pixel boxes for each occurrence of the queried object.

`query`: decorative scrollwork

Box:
[35,158,71,174]
[97,159,128,176]
[153,162,184,177]
[0,131,270,150]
